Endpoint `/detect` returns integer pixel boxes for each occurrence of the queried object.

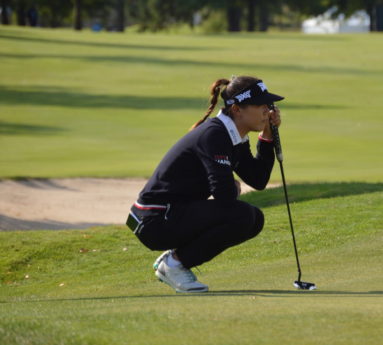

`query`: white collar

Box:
[216,110,249,146]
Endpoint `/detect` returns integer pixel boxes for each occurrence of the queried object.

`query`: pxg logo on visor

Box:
[223,80,284,107]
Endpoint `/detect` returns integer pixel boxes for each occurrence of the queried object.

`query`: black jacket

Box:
[138,111,275,204]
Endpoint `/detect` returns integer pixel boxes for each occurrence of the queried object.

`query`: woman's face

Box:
[232,104,269,132]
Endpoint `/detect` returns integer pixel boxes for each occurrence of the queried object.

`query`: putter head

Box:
[294,280,317,290]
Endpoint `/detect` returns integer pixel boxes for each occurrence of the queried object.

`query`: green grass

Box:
[1,184,382,345]
[1,27,382,180]
[1,27,382,344]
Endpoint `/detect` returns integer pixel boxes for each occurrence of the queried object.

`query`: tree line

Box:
[1,0,382,32]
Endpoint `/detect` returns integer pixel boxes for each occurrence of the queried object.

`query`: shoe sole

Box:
[155,270,208,293]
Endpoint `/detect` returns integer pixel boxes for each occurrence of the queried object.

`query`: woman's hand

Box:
[260,105,281,140]
[269,105,281,128]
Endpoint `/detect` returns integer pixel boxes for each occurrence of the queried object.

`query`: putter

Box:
[268,104,316,291]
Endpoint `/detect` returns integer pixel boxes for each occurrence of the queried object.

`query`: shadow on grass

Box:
[0,85,206,110]
[0,120,65,136]
[240,182,383,208]
[212,289,383,297]
[0,85,345,111]
[0,52,376,76]
[3,290,382,304]
[0,30,351,49]
[0,32,211,51]
[0,214,105,231]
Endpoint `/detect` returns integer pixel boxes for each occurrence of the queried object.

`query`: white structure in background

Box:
[302,7,370,33]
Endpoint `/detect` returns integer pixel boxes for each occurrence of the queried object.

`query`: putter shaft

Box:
[277,160,302,282]
[268,105,316,290]
[270,121,302,283]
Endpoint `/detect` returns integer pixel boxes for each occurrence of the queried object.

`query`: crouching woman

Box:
[127,75,283,293]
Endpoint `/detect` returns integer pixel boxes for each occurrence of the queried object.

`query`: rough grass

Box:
[1,184,382,345]
[0,27,382,181]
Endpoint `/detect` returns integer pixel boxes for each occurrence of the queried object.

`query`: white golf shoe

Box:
[155,259,208,293]
[153,250,172,271]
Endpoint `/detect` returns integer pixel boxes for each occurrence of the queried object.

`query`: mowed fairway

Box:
[1,27,383,345]
[0,183,383,345]
[0,27,382,180]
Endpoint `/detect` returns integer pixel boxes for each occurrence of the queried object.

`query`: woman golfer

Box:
[127,75,283,293]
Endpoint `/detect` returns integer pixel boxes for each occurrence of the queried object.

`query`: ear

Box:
[231,104,241,117]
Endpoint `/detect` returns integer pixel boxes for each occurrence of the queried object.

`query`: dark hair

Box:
[190,75,261,130]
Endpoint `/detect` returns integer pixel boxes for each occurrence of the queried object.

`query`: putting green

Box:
[1,184,382,344]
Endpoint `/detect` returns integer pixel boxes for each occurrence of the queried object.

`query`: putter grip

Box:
[270,124,284,162]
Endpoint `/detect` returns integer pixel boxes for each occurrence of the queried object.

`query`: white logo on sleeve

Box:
[235,90,252,103]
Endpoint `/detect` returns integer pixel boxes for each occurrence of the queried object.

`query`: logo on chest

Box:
[214,155,231,166]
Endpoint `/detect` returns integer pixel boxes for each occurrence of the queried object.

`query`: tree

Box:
[258,0,269,31]
[172,0,207,28]
[333,0,383,31]
[73,0,82,30]
[30,0,72,27]
[227,1,242,32]
[128,0,207,31]
[16,0,27,25]
[247,0,256,31]
[212,0,281,32]
[285,0,331,16]
[116,0,124,31]
[285,0,383,31]
[72,0,117,31]
[1,0,11,24]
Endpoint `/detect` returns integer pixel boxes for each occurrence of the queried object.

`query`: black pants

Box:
[129,199,264,269]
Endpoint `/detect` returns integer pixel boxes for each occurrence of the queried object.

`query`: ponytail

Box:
[190,78,230,130]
